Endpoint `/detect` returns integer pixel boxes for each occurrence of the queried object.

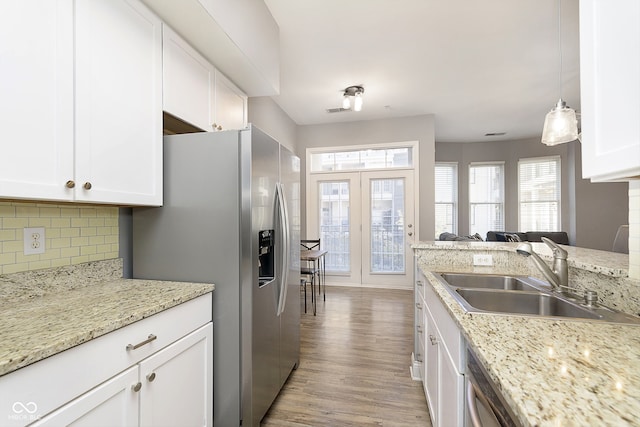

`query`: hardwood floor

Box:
[261,286,432,426]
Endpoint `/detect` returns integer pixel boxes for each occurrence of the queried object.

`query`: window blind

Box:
[518,156,561,232]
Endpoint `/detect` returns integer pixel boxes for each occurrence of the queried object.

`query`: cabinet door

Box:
[138,323,213,427]
[439,350,465,426]
[0,1,74,202]
[75,0,162,205]
[163,25,215,131]
[580,0,640,181]
[213,70,247,131]
[32,366,139,427]
[424,305,439,426]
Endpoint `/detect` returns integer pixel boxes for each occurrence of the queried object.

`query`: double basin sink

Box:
[434,273,640,324]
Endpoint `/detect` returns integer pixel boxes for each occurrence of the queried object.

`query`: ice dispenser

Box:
[258,229,275,287]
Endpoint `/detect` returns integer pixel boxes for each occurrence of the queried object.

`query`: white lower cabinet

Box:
[32,324,212,427]
[0,294,213,427]
[139,324,213,427]
[31,367,139,427]
[416,268,465,427]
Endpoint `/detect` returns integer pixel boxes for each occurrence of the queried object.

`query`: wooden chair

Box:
[300,239,321,315]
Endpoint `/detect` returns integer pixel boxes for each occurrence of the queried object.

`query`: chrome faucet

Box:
[516,237,568,292]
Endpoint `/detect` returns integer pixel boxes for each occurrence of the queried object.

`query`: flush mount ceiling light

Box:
[342,85,364,112]
[541,0,578,146]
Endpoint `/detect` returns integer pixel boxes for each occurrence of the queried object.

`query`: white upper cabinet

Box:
[0,0,163,206]
[214,69,248,131]
[162,25,247,132]
[75,0,162,205]
[163,25,216,131]
[579,0,640,182]
[0,1,74,201]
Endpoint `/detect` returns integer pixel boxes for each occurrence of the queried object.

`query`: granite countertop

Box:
[414,244,640,426]
[0,260,214,377]
[413,240,630,277]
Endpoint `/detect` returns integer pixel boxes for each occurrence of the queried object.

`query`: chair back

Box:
[301,239,320,250]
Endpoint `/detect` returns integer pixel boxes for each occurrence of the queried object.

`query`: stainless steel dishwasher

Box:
[465,347,520,427]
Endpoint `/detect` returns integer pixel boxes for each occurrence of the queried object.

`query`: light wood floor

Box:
[261,286,432,426]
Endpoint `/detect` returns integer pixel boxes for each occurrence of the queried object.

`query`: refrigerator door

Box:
[246,127,282,427]
[132,130,244,427]
[279,145,301,386]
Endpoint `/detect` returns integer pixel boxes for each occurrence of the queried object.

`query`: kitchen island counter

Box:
[0,259,214,377]
[414,242,640,426]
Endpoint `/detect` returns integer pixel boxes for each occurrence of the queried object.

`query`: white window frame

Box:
[468,161,505,237]
[518,155,561,232]
[435,162,458,238]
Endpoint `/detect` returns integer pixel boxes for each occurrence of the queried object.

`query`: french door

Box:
[308,170,415,289]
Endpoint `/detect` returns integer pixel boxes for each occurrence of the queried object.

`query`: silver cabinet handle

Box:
[429,335,438,345]
[415,352,422,362]
[417,325,423,333]
[146,372,156,382]
[65,180,75,188]
[126,334,157,351]
[132,382,142,392]
[415,302,422,309]
[416,281,423,287]
[83,182,92,190]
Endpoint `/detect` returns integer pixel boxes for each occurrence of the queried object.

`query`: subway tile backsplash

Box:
[0,202,119,275]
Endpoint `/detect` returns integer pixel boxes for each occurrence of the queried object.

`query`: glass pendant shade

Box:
[541,99,579,146]
[342,95,351,110]
[353,92,363,111]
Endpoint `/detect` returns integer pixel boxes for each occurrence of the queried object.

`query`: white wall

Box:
[247,96,298,153]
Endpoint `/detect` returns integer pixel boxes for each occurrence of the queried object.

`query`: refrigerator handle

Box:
[281,183,291,312]
[276,183,289,316]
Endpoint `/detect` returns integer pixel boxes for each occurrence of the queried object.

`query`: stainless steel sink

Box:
[439,273,545,292]
[455,289,602,320]
[434,272,640,324]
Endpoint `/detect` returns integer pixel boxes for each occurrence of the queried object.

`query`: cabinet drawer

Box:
[424,281,465,373]
[0,293,211,426]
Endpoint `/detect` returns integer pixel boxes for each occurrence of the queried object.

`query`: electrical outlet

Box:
[473,254,493,266]
[24,227,45,255]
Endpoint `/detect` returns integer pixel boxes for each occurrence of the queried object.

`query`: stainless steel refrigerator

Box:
[132,125,300,427]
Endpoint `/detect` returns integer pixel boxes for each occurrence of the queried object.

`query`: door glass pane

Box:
[319,181,350,272]
[370,178,405,273]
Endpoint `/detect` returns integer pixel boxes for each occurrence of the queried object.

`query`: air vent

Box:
[326,107,352,114]
[484,132,506,136]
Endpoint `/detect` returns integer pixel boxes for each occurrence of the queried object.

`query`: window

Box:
[310,147,412,172]
[435,163,458,237]
[518,156,561,232]
[469,162,504,238]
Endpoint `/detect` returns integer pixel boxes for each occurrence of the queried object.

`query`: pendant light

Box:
[541,0,578,146]
[342,85,364,111]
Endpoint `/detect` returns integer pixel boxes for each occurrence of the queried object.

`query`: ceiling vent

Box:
[485,132,506,136]
[326,107,352,114]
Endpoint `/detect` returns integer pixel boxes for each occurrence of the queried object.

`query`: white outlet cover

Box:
[24,227,45,255]
[473,254,493,266]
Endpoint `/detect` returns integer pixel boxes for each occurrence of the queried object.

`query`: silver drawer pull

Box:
[415,302,422,309]
[416,281,423,287]
[126,334,157,351]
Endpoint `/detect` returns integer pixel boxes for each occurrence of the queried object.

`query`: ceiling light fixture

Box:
[342,85,364,112]
[541,0,578,146]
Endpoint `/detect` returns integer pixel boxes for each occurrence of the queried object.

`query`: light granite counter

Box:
[0,259,214,377]
[414,242,640,426]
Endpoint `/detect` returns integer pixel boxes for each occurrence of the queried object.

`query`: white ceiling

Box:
[263,0,581,143]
